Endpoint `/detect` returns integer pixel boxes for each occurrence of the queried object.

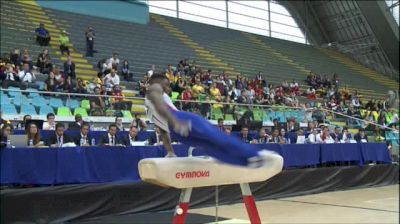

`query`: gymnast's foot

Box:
[165,152,177,158]
[247,150,277,168]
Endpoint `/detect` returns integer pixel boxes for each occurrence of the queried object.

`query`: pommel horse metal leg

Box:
[172,183,261,224]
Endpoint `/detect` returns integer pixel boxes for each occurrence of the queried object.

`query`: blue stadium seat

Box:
[39,105,55,115]
[20,104,37,115]
[1,94,10,104]
[27,88,40,98]
[66,99,81,109]
[36,81,45,91]
[1,104,17,115]
[49,97,64,108]
[32,96,48,107]
[7,87,21,97]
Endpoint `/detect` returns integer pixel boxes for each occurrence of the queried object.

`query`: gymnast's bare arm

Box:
[146,83,191,137]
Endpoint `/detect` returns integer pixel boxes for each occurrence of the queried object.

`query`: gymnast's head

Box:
[149,73,171,94]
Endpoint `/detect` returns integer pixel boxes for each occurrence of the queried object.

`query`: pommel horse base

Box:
[139,150,283,224]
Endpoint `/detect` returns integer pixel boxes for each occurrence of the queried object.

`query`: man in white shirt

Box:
[123,126,139,146]
[307,128,319,143]
[108,53,120,68]
[18,63,37,89]
[42,113,56,130]
[103,69,120,89]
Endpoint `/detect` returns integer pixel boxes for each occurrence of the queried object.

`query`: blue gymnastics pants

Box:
[170,110,260,166]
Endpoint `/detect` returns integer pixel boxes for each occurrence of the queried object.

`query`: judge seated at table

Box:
[354,128,368,143]
[46,123,73,147]
[99,124,122,146]
[317,126,334,144]
[337,127,352,143]
[307,128,319,144]
[122,126,139,146]
[148,126,162,146]
[73,123,94,146]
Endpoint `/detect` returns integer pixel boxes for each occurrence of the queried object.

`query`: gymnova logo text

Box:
[175,171,210,179]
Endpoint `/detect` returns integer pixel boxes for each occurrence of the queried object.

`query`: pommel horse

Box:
[139,148,284,224]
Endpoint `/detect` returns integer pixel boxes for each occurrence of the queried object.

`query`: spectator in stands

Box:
[109,53,120,68]
[306,87,317,107]
[351,94,361,109]
[122,126,139,146]
[36,49,52,74]
[111,85,130,110]
[191,80,205,99]
[224,127,232,135]
[90,87,105,116]
[74,78,88,94]
[138,74,149,96]
[338,127,352,143]
[1,63,21,89]
[18,63,37,89]
[217,118,224,132]
[44,72,57,92]
[35,23,50,46]
[59,30,70,55]
[47,123,73,147]
[85,27,95,57]
[254,128,270,144]
[26,122,44,147]
[307,128,319,144]
[0,123,13,148]
[68,114,87,131]
[181,86,192,111]
[22,49,33,69]
[209,82,222,101]
[130,114,147,131]
[63,56,76,79]
[103,69,120,89]
[121,60,132,81]
[114,116,124,131]
[73,123,93,146]
[239,126,253,143]
[354,128,368,143]
[99,124,121,146]
[57,76,74,93]
[10,48,21,67]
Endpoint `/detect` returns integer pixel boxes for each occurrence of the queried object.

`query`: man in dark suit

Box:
[239,126,253,143]
[98,124,122,146]
[354,128,368,143]
[122,126,139,146]
[337,127,352,142]
[148,126,162,146]
[74,123,94,146]
[330,126,341,142]
[46,123,73,147]
[68,114,88,131]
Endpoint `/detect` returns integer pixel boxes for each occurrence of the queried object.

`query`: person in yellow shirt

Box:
[59,30,70,55]
[209,82,222,101]
[191,80,205,99]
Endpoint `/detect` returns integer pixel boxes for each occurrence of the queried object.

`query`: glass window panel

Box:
[270,12,297,27]
[179,1,226,21]
[271,32,305,43]
[228,1,269,20]
[271,22,304,38]
[229,23,269,36]
[185,0,226,10]
[149,0,177,17]
[179,12,226,28]
[229,0,268,11]
[228,12,269,30]
[269,1,291,16]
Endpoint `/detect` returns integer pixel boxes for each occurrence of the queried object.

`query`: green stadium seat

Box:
[57,107,72,116]
[122,110,133,119]
[224,114,234,121]
[171,92,179,101]
[73,107,89,117]
[81,100,90,110]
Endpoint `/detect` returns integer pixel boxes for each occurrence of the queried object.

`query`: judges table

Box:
[0,143,391,185]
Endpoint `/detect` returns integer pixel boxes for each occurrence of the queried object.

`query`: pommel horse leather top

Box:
[138,153,284,188]
[138,152,284,224]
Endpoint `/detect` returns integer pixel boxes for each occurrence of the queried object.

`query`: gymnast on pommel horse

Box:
[139,73,284,224]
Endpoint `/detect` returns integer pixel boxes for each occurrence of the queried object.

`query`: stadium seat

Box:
[27,88,40,98]
[122,110,133,119]
[67,99,81,109]
[81,100,90,110]
[224,114,234,121]
[1,104,18,115]
[7,87,21,97]
[49,98,64,108]
[36,81,45,90]
[1,94,10,104]
[20,104,37,115]
[171,92,179,101]
[39,105,55,115]
[73,107,89,117]
[57,107,72,116]
[32,96,48,107]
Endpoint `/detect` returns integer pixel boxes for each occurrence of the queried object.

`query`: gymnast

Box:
[144,73,275,167]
